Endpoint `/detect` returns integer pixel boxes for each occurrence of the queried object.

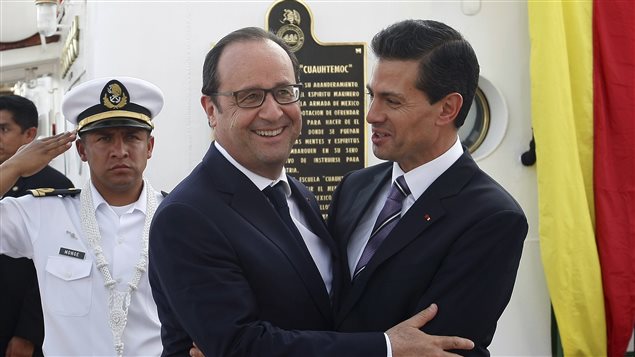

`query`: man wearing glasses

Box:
[148,27,474,357]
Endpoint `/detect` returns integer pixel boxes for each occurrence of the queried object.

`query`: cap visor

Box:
[79,118,152,133]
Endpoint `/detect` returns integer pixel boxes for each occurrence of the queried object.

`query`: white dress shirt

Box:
[0,181,163,356]
[215,142,333,294]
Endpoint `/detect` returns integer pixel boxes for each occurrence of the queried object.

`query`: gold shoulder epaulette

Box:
[28,188,81,197]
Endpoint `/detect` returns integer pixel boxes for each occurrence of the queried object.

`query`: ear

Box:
[146,135,155,159]
[201,95,218,129]
[23,127,37,143]
[437,92,463,126]
[76,138,88,162]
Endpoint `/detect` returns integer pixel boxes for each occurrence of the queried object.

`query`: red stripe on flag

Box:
[593,1,635,356]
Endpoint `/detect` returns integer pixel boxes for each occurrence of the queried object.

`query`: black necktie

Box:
[353,175,410,279]
[263,182,304,242]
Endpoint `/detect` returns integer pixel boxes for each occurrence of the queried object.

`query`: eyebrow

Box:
[231,82,296,93]
[366,84,404,99]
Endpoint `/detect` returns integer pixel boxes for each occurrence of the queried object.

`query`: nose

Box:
[258,92,284,120]
[110,136,129,157]
[366,99,384,124]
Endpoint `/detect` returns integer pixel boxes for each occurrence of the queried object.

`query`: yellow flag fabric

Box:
[528,1,607,356]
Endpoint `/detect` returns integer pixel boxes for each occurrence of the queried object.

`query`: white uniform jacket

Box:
[0,181,163,356]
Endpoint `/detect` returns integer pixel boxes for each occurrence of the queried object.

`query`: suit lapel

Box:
[288,176,332,250]
[202,145,333,321]
[340,168,391,247]
[287,178,335,317]
[335,165,391,320]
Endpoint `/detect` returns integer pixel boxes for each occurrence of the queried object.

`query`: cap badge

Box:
[101,80,129,109]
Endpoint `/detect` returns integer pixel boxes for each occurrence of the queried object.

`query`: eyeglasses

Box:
[210,84,303,108]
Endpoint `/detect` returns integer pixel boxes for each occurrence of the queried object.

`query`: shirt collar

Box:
[392,136,464,201]
[88,179,148,215]
[214,141,290,196]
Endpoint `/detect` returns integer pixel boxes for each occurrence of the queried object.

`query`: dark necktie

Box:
[353,175,410,279]
[263,182,304,242]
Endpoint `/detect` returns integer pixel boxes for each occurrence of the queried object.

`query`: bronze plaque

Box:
[266,0,366,216]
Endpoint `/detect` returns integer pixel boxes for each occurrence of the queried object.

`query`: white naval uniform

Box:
[0,181,162,356]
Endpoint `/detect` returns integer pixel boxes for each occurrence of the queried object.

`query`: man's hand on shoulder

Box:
[386,304,474,357]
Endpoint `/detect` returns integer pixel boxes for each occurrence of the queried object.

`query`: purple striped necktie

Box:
[353,175,410,279]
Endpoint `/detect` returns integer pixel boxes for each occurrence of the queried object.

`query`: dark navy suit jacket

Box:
[149,144,385,357]
[328,152,528,356]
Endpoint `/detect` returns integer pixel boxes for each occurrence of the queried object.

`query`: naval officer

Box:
[0,76,164,356]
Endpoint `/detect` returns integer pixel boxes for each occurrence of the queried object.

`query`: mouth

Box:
[110,164,130,170]
[372,130,390,139]
[255,128,284,137]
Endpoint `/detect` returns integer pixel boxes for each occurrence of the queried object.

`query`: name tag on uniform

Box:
[58,247,85,260]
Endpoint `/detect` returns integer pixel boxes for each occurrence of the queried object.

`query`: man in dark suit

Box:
[149,27,474,357]
[0,95,73,357]
[328,20,528,356]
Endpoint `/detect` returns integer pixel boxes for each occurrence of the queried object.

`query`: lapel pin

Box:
[65,230,78,239]
[424,214,431,221]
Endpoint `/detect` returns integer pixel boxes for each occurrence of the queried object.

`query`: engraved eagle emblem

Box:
[281,9,301,25]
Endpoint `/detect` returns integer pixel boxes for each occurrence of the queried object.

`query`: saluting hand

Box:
[11,131,76,177]
[0,131,76,196]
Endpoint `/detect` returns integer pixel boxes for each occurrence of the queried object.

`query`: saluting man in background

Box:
[0,95,74,357]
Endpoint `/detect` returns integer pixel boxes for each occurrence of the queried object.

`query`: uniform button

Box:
[65,271,72,279]
[117,238,124,244]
